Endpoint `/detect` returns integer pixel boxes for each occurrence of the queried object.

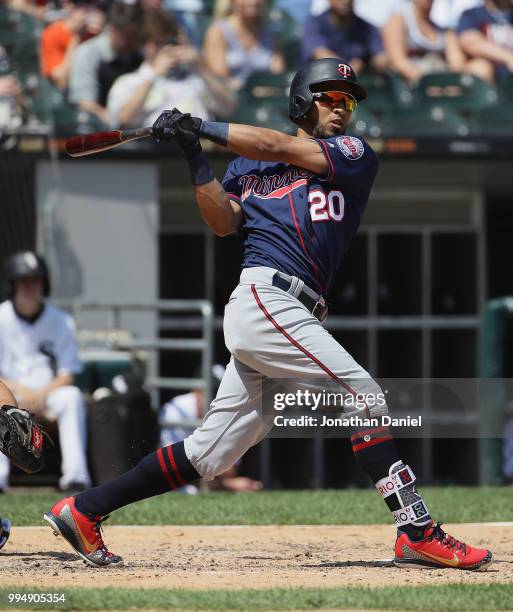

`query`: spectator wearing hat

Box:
[0,252,90,493]
[68,0,144,124]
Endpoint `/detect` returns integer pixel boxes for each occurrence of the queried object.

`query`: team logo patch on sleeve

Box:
[336,136,364,160]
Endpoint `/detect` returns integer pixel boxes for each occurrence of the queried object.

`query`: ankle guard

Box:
[375,461,430,527]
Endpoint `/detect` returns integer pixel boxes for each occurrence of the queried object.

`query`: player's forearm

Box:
[200,122,296,161]
[194,179,242,237]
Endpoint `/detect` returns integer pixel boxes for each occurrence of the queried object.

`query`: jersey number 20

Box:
[309,190,345,222]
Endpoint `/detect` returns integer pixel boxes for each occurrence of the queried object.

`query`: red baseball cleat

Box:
[394,521,492,570]
[44,496,122,567]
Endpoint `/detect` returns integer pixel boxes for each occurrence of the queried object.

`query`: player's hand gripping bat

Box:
[65,127,156,157]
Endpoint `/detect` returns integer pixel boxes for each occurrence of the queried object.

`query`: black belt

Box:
[272,273,328,322]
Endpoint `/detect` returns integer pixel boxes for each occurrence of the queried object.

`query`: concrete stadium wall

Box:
[36,159,158,341]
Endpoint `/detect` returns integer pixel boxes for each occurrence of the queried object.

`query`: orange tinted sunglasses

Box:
[313,91,357,113]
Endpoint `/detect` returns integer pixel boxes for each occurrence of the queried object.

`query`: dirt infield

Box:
[0,524,512,590]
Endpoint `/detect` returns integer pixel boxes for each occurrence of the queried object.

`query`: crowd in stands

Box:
[0,0,513,134]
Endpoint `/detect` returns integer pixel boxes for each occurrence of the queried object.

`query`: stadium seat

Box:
[0,8,41,99]
[388,72,415,107]
[241,70,291,100]
[379,102,471,138]
[350,106,382,138]
[29,78,106,135]
[269,6,301,71]
[415,72,498,114]
[202,0,216,15]
[0,6,39,35]
[358,72,413,117]
[234,99,295,135]
[472,103,513,136]
[237,72,292,132]
[498,73,513,102]
[281,37,301,72]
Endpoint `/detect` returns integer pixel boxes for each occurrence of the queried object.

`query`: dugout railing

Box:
[54,299,215,412]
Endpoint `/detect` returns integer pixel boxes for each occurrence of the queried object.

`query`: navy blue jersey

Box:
[222,136,379,296]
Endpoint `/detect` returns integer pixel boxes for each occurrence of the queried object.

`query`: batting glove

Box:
[152,108,202,158]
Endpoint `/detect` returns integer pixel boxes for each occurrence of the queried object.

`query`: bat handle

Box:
[131,126,176,141]
[123,126,154,140]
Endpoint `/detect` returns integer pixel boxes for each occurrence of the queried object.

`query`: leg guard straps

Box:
[375,464,415,498]
[375,462,431,527]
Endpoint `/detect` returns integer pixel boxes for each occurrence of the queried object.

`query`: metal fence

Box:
[55,299,215,409]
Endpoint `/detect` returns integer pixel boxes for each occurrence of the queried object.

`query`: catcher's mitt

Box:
[0,405,53,473]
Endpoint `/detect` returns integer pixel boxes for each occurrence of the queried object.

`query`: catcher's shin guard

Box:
[44,496,122,567]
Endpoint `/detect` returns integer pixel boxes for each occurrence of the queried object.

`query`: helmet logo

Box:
[337,64,352,78]
[23,252,38,270]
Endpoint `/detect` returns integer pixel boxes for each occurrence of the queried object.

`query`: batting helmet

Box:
[288,58,367,123]
[3,251,50,297]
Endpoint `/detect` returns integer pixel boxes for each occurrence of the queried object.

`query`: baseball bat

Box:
[65,127,154,157]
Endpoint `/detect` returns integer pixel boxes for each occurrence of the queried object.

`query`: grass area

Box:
[1,487,512,526]
[1,584,513,611]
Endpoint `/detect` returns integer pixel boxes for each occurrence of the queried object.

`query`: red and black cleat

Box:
[394,521,493,571]
[44,496,123,567]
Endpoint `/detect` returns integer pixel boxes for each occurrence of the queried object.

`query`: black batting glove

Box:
[171,112,203,158]
[152,108,182,143]
[152,108,203,158]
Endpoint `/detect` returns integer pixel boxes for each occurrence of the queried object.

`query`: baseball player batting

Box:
[44,58,492,570]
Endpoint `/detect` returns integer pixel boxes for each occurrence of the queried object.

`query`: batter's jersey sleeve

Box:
[222,158,243,204]
[315,135,379,188]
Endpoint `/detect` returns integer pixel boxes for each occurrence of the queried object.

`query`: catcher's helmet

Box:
[289,58,367,123]
[3,251,50,297]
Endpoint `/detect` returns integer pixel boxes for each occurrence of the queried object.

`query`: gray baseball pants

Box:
[184,266,384,481]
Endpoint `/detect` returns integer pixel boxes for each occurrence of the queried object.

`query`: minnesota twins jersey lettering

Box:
[222,136,379,295]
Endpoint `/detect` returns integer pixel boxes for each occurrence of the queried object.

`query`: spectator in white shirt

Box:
[107,9,235,129]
